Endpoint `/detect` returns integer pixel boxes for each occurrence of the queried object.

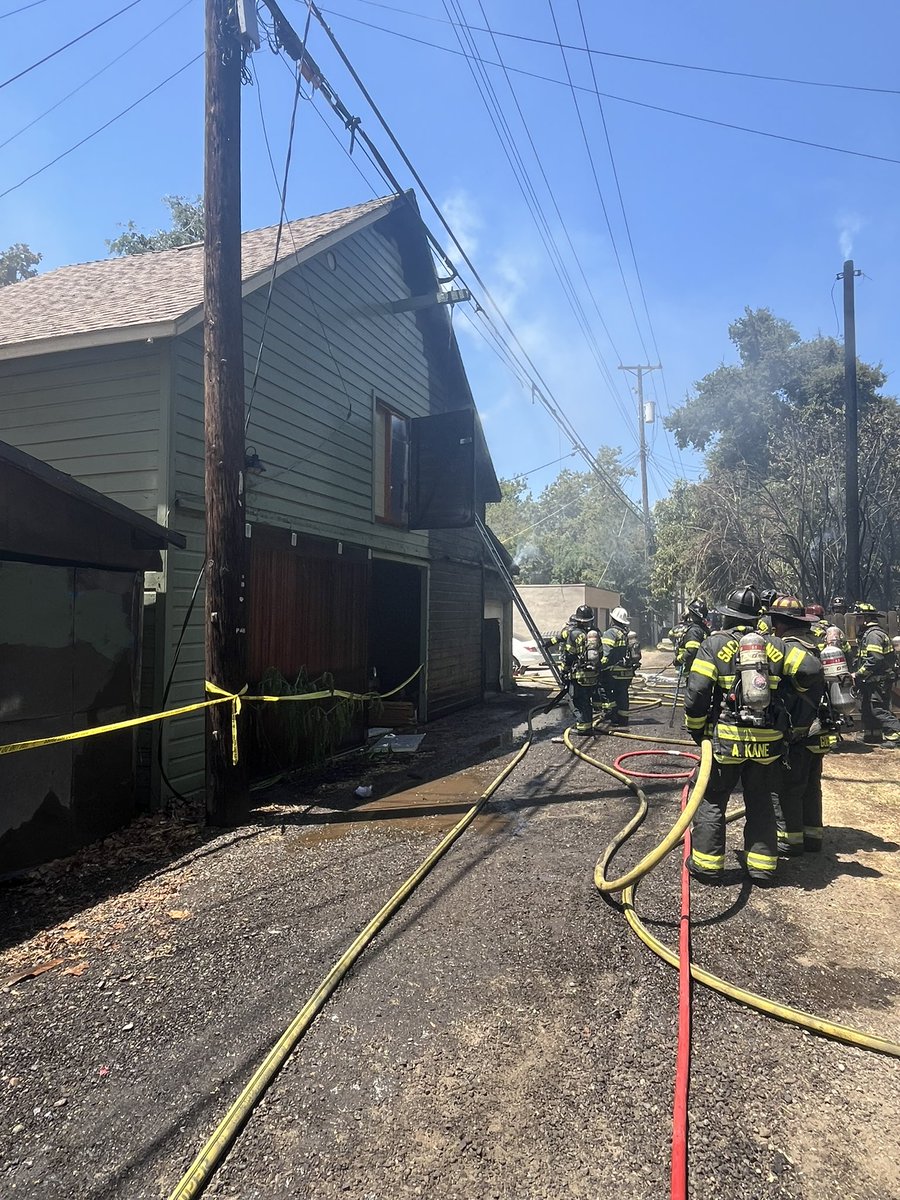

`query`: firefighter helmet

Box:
[805,603,825,619]
[571,604,594,625]
[685,597,708,622]
[830,595,847,612]
[760,588,778,609]
[770,596,815,624]
[716,586,761,621]
[854,602,885,624]
[610,606,630,627]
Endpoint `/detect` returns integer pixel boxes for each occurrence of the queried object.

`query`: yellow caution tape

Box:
[0,666,425,759]
[204,683,248,767]
[243,663,424,705]
[0,696,235,758]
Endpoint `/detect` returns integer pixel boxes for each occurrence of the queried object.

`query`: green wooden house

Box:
[0,192,512,805]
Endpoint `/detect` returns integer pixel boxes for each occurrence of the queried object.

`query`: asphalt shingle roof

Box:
[0,195,395,351]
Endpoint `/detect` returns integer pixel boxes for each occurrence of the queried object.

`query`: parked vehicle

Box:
[512,636,546,675]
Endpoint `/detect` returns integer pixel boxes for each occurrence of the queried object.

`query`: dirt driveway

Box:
[1,679,898,1199]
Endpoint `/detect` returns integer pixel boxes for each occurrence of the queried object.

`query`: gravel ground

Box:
[1,669,898,1199]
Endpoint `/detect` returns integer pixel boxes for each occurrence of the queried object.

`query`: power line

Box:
[573,1,686,477]
[320,7,900,167]
[244,63,304,434]
[266,1,643,516]
[0,0,195,153]
[326,0,900,97]
[0,0,48,18]
[546,0,651,363]
[0,0,144,91]
[0,52,202,200]
[441,0,632,429]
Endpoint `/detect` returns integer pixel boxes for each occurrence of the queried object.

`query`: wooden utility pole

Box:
[204,0,247,823]
[840,260,861,602]
[618,364,661,561]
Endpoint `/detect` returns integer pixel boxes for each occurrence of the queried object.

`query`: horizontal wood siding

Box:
[427,559,484,718]
[173,223,449,556]
[0,344,164,520]
[158,512,207,800]
[162,212,494,783]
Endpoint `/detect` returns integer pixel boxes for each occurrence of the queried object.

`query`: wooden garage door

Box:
[427,559,483,718]
[249,537,368,692]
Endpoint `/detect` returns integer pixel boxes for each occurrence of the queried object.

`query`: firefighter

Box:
[683,585,819,885]
[757,589,778,635]
[768,597,830,856]
[805,603,827,646]
[853,603,900,746]
[545,605,602,734]
[673,598,710,674]
[600,607,632,725]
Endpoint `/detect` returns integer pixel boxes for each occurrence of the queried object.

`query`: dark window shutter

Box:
[408,409,477,529]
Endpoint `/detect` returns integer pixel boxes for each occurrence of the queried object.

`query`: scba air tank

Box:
[738,632,770,716]
[824,625,844,647]
[820,645,855,714]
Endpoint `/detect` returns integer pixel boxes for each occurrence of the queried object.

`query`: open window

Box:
[374,399,409,526]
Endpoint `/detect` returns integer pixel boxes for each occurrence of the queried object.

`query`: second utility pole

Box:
[618,364,661,561]
[840,260,862,602]
[204,0,248,823]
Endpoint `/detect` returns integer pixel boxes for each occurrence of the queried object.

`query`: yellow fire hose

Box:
[563,728,900,1058]
[167,693,562,1199]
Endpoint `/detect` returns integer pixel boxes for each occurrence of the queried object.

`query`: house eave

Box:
[0,321,177,363]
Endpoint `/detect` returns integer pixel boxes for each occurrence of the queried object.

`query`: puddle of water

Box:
[289,768,515,849]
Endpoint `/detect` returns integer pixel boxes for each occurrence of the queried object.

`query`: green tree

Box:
[655,308,900,608]
[107,194,204,256]
[486,449,649,613]
[0,242,41,286]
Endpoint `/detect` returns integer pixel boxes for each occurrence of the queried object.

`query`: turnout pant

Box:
[571,681,596,730]
[692,757,780,879]
[776,745,824,853]
[859,680,900,737]
[610,677,630,722]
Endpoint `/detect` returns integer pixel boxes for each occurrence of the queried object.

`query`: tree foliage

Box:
[0,242,41,286]
[106,194,204,256]
[654,307,900,609]
[486,448,649,615]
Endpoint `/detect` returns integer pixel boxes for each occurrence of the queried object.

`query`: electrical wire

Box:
[319,7,900,168]
[244,43,306,434]
[547,0,651,365]
[438,0,631,430]
[326,0,900,97]
[517,450,579,478]
[461,0,633,422]
[0,53,202,200]
[249,51,358,482]
[0,0,195,153]
[300,1,643,519]
[0,0,144,91]
[0,0,48,17]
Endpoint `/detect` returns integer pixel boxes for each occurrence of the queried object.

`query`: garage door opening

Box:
[369,560,423,713]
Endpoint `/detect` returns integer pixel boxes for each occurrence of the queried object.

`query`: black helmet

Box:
[571,604,594,625]
[685,597,708,622]
[760,588,778,608]
[830,595,847,611]
[716,585,761,621]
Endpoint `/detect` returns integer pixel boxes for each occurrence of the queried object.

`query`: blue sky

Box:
[2,0,899,508]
